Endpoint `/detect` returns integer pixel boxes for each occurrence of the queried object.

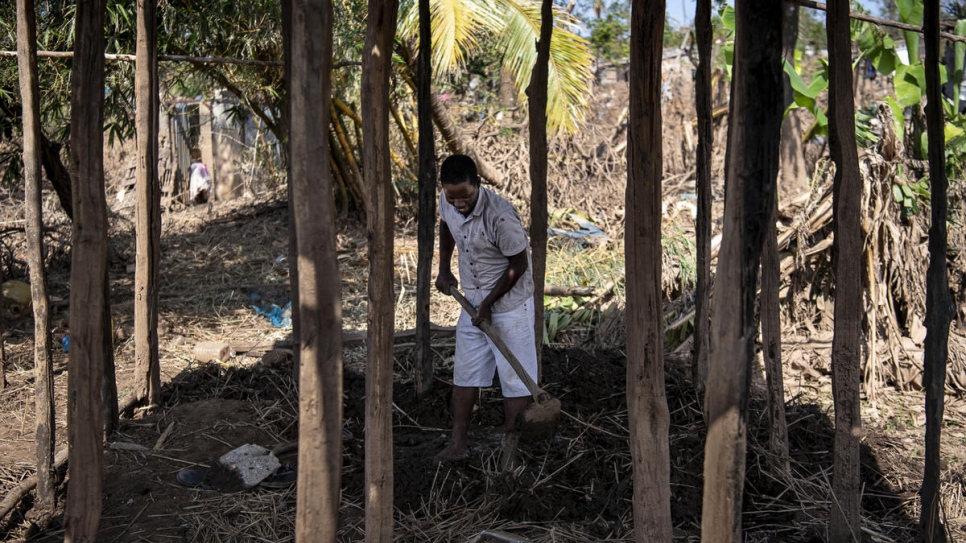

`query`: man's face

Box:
[443,181,479,217]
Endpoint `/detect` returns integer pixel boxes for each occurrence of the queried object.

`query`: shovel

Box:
[450,286,561,442]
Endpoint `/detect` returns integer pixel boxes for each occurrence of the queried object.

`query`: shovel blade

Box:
[519,397,561,443]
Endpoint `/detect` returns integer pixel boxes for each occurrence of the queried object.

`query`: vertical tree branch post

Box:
[761,197,790,474]
[283,0,303,385]
[363,1,400,540]
[626,0,672,540]
[17,0,56,515]
[0,264,5,390]
[920,0,953,540]
[287,0,343,540]
[692,0,713,405]
[414,0,437,398]
[529,0,552,374]
[827,0,864,539]
[700,0,783,540]
[134,0,161,411]
[66,0,108,539]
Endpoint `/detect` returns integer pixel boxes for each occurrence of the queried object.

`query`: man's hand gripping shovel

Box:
[449,286,561,442]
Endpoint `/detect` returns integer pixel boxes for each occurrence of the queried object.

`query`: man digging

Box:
[434,154,539,469]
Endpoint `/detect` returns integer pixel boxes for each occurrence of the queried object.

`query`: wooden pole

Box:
[287,0,343,540]
[627,0,672,540]
[65,0,108,539]
[134,0,161,412]
[827,0,864,539]
[16,0,56,516]
[700,0,783,540]
[414,0,436,397]
[692,0,713,403]
[362,1,399,540]
[920,0,953,539]
[529,0,552,375]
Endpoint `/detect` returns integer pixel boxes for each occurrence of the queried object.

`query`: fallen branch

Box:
[0,448,68,522]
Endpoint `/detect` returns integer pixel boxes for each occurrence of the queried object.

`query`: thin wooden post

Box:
[529,0,552,375]
[66,0,108,539]
[920,0,953,539]
[626,0,672,540]
[16,0,56,516]
[134,0,161,412]
[362,1,399,540]
[700,0,783,540]
[287,0,343,540]
[414,0,436,397]
[827,0,864,539]
[692,0,713,403]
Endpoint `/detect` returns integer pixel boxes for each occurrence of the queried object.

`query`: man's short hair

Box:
[440,154,480,187]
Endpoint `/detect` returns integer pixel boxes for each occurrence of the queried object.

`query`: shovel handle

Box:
[449,286,548,402]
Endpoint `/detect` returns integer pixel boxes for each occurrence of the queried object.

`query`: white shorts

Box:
[454,298,539,398]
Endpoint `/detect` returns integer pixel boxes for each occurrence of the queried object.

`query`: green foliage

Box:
[797,7,828,52]
[588,1,629,65]
[397,0,595,135]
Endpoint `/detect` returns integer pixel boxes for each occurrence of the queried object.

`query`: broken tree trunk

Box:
[17,0,56,515]
[920,0,953,540]
[363,0,400,540]
[65,0,108,539]
[626,0,672,540]
[700,0,783,540]
[529,0,552,374]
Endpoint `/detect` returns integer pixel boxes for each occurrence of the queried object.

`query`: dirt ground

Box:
[0,190,964,542]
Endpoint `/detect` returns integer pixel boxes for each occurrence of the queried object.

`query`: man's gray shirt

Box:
[439,186,534,314]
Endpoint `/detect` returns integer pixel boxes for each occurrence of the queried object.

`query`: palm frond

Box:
[398,0,504,76]
[495,0,594,134]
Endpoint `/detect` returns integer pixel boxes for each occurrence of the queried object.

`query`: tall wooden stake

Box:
[827,0,864,539]
[134,0,161,411]
[529,0,552,374]
[693,0,713,404]
[66,0,108,539]
[17,0,56,516]
[920,0,953,539]
[287,1,343,540]
[700,0,783,540]
[626,0,671,540]
[414,0,436,397]
[363,1,399,540]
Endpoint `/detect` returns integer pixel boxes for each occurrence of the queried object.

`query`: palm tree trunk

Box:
[414,0,437,397]
[134,0,161,413]
[429,93,504,186]
[363,1,400,540]
[693,0,713,405]
[827,0,863,539]
[17,0,55,516]
[288,1,343,540]
[920,0,953,540]
[701,0,783,540]
[627,0,671,540]
[66,0,108,539]
[529,0,552,374]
